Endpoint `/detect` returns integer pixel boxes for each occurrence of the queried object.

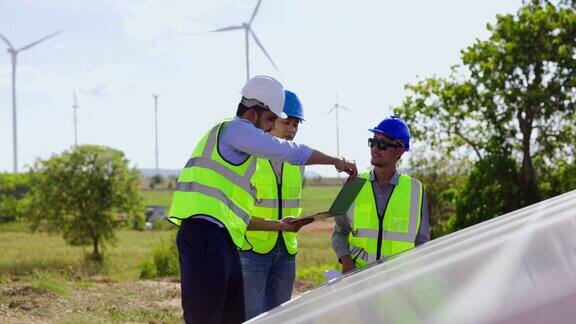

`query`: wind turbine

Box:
[324,101,353,176]
[0,30,63,173]
[72,91,79,147]
[193,0,278,81]
[152,93,163,172]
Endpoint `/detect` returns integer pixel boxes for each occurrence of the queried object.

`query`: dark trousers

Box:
[176,218,246,324]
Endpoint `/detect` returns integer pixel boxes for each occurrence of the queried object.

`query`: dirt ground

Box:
[301,219,335,232]
[0,278,182,323]
[1,276,319,323]
[0,221,334,323]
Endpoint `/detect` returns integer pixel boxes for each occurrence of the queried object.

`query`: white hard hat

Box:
[241,75,287,118]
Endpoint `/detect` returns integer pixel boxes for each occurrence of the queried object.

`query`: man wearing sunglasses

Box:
[331,116,430,274]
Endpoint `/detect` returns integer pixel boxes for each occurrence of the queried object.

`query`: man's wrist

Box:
[335,156,344,172]
[339,255,353,264]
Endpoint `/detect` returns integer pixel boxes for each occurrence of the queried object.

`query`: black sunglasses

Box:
[368,138,402,150]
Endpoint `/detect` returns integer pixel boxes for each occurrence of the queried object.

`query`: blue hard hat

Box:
[283,90,304,120]
[368,115,411,151]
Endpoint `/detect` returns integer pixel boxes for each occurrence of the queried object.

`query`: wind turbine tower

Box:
[152,93,162,172]
[325,102,353,158]
[72,92,79,147]
[0,30,63,173]
[194,0,278,81]
[325,102,353,177]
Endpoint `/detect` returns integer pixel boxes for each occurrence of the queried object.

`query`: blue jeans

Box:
[239,236,296,320]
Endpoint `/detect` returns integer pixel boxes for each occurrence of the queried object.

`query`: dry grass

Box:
[0,185,342,322]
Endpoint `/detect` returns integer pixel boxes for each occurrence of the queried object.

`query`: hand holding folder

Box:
[282,216,315,230]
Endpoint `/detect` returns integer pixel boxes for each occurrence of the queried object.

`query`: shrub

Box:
[0,173,32,223]
[140,233,179,279]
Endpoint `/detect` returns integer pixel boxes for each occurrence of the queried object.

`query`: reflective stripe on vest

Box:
[353,228,419,242]
[168,121,257,248]
[243,159,304,254]
[348,172,423,267]
[174,181,251,225]
[256,199,301,208]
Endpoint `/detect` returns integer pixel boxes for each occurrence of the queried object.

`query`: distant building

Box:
[144,205,166,229]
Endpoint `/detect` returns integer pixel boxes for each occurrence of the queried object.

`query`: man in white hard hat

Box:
[240,90,307,320]
[169,75,358,324]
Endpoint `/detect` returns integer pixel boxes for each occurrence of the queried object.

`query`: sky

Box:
[0,0,522,176]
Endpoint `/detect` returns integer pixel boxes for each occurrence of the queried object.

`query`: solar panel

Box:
[248,189,576,324]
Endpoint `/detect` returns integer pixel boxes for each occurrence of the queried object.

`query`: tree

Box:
[27,145,143,262]
[149,173,164,190]
[404,154,468,238]
[167,175,178,190]
[395,2,576,231]
[0,173,31,223]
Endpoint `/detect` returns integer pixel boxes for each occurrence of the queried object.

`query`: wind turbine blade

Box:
[190,25,243,36]
[249,29,278,70]
[337,104,353,112]
[249,0,262,25]
[323,107,336,118]
[17,29,63,52]
[73,92,78,106]
[210,25,243,32]
[0,33,14,49]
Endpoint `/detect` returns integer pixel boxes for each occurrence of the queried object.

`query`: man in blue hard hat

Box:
[331,116,430,274]
[240,90,307,320]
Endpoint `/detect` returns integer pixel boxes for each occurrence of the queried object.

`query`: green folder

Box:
[328,177,367,216]
[305,177,367,221]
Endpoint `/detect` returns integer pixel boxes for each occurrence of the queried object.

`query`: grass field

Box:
[140,190,173,209]
[141,185,339,216]
[0,186,341,322]
[0,229,173,282]
[140,186,341,282]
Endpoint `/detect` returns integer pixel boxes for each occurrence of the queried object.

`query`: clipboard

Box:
[303,177,367,221]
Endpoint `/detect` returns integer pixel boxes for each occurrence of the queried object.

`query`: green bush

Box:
[139,233,179,279]
[0,173,32,223]
[130,212,146,231]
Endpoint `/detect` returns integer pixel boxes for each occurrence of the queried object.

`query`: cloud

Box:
[10,62,144,101]
[114,0,225,43]
[112,0,252,56]
[79,84,108,97]
[0,65,10,87]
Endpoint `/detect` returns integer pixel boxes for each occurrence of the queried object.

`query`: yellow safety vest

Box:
[168,121,257,249]
[243,159,304,254]
[348,171,423,267]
